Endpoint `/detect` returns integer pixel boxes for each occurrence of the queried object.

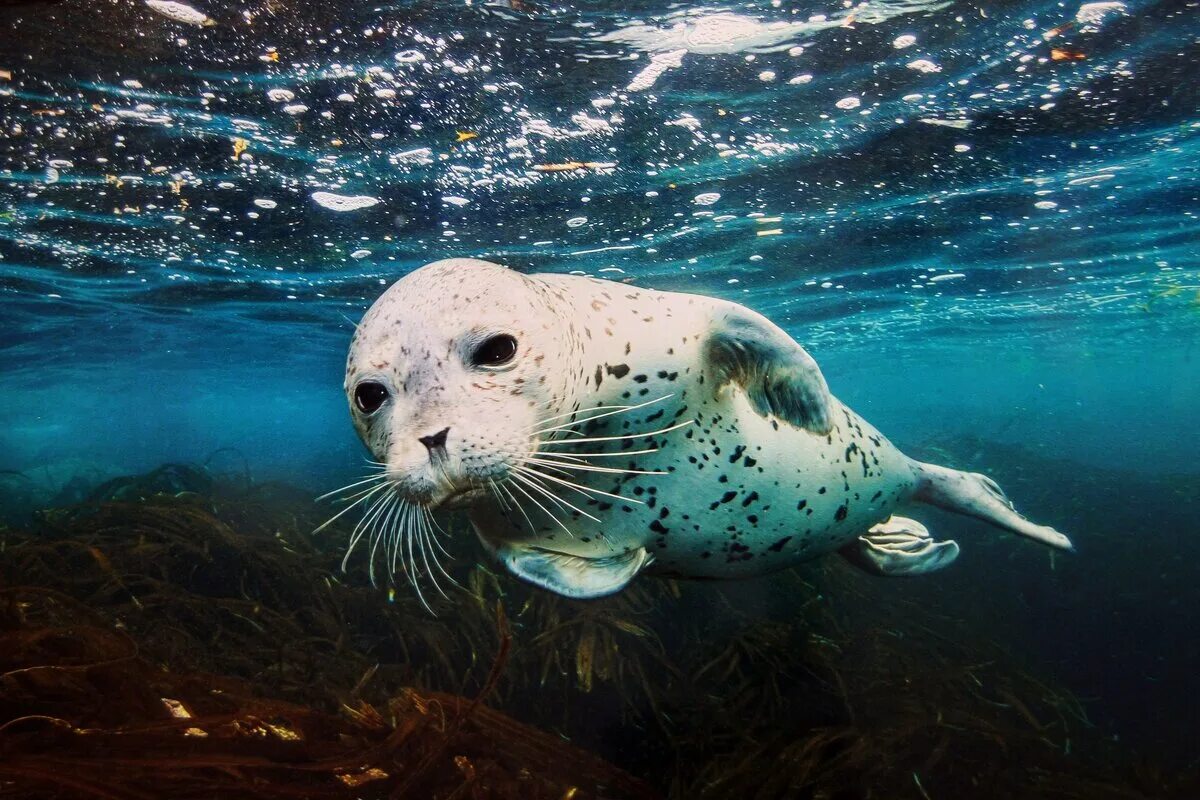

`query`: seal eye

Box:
[354,381,389,414]
[470,334,518,368]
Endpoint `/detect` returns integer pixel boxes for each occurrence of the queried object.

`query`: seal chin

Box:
[387,464,495,511]
[428,485,488,511]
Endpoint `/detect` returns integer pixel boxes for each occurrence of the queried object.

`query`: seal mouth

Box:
[428,485,488,511]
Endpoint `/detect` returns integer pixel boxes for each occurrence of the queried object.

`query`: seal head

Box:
[344,258,579,509]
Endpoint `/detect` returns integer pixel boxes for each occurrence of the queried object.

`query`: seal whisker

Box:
[339,488,387,572]
[321,480,392,537]
[369,493,404,586]
[515,465,605,507]
[395,502,419,591]
[520,456,668,477]
[384,497,409,579]
[331,480,395,509]
[514,464,645,506]
[419,506,459,577]
[529,452,589,464]
[497,480,539,535]
[418,507,458,596]
[382,497,405,582]
[531,447,660,459]
[405,505,435,615]
[511,467,603,524]
[316,472,389,503]
[487,479,510,511]
[364,492,401,586]
[421,506,457,563]
[507,474,574,536]
[521,460,577,478]
[528,402,633,431]
[512,470,588,521]
[536,419,694,447]
[530,394,675,435]
[413,509,448,601]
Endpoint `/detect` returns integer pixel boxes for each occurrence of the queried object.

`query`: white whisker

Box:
[320,480,391,536]
[515,465,602,508]
[528,402,625,430]
[355,494,393,582]
[498,480,538,535]
[394,503,418,588]
[421,507,456,562]
[512,470,581,519]
[537,419,694,447]
[384,498,408,578]
[406,504,433,614]
[315,472,389,502]
[339,492,383,572]
[515,464,644,506]
[326,478,395,510]
[535,447,659,459]
[524,460,577,478]
[488,479,511,511]
[413,511,446,600]
[364,492,400,585]
[531,452,589,464]
[531,394,674,435]
[508,476,573,536]
[420,507,460,584]
[520,456,667,476]
[416,509,453,599]
[512,468,603,523]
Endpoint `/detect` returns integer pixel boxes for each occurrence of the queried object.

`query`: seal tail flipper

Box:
[909,460,1073,551]
[840,516,960,576]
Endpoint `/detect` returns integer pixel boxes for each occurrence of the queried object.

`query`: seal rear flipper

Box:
[497,545,652,599]
[910,460,1074,551]
[840,516,960,576]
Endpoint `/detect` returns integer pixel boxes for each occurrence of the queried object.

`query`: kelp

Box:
[0,587,654,800]
[0,463,1194,799]
[663,569,1147,799]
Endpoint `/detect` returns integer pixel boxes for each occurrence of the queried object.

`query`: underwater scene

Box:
[1,0,1198,797]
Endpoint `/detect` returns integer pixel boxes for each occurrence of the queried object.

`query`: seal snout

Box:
[417,426,451,452]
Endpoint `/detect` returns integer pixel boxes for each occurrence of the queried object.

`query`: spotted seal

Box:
[339,258,1072,599]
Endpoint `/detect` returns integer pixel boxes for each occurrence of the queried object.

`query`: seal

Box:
[338,258,1072,600]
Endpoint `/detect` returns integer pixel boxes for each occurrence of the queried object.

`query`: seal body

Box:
[343,259,1072,599]
[464,272,915,579]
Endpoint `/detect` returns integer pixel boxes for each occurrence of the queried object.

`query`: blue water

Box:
[1,0,1198,775]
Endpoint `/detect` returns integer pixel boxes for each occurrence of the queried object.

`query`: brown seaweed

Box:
[0,587,655,800]
[0,464,1194,799]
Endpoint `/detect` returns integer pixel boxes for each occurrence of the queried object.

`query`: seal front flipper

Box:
[840,516,961,576]
[704,302,835,435]
[497,545,653,599]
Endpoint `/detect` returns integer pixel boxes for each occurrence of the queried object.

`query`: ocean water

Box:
[1,0,1198,795]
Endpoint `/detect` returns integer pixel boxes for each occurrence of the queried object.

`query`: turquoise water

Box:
[2,0,1199,777]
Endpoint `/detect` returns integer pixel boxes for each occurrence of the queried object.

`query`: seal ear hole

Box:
[354,381,389,414]
[470,334,518,368]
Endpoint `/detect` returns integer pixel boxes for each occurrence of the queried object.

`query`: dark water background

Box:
[2,0,1198,779]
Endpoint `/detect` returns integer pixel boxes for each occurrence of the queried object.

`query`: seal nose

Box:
[418,427,450,452]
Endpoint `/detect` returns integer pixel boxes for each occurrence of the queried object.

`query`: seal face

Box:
[344,259,579,510]
[341,258,1072,600]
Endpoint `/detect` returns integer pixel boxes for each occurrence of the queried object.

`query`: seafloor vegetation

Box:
[0,453,1194,799]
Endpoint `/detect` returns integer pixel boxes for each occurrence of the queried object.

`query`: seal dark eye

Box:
[354,381,389,414]
[470,334,518,367]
